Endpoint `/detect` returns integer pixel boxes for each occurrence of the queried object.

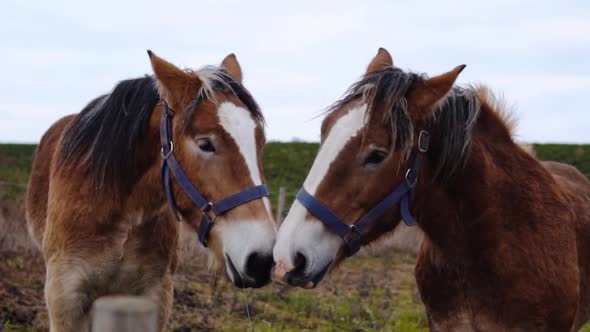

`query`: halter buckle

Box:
[343,224,362,256]
[202,202,217,223]
[418,130,430,153]
[161,141,174,159]
[163,102,175,117]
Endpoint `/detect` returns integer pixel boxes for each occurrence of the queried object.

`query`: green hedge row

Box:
[0,144,36,197]
[1,143,588,204]
[533,144,590,179]
[262,142,319,207]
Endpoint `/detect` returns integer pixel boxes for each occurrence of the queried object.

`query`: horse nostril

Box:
[245,252,274,287]
[283,251,314,288]
[292,251,308,275]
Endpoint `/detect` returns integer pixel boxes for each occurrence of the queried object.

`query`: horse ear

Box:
[407,64,466,120]
[366,48,393,74]
[221,53,243,82]
[147,50,200,109]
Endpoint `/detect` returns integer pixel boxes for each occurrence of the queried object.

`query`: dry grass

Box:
[0,247,426,332]
[363,224,423,256]
[0,197,37,255]
[0,195,427,331]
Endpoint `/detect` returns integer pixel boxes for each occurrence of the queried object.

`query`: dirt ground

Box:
[0,184,425,331]
[0,250,425,332]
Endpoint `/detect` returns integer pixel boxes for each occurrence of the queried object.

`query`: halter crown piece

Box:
[296,129,430,256]
[160,101,270,247]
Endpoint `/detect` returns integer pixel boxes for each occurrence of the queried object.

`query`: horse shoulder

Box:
[543,160,590,329]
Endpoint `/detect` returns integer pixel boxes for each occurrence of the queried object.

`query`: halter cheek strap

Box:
[160,102,269,247]
[296,130,430,256]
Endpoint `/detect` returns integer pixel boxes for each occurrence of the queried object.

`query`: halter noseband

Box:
[160,102,269,247]
[296,130,430,256]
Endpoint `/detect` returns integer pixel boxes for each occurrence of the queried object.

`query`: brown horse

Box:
[26,51,276,332]
[273,48,590,331]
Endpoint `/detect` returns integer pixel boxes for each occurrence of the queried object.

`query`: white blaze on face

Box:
[217,102,272,215]
[216,102,275,281]
[273,104,367,271]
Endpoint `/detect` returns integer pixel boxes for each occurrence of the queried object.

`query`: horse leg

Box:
[144,272,174,332]
[45,256,92,332]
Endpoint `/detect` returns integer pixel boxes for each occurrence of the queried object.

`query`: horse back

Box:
[543,160,590,230]
[25,114,77,249]
[543,160,590,331]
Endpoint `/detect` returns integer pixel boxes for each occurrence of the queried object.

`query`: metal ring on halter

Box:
[161,141,174,159]
[202,202,217,223]
[405,168,417,188]
[343,224,362,256]
[348,224,362,240]
[418,130,430,153]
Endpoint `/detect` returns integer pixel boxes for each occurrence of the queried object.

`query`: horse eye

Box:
[364,150,387,166]
[196,138,216,153]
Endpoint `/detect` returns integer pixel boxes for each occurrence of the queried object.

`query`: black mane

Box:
[58,76,159,194]
[328,66,481,181]
[428,86,481,180]
[58,68,263,196]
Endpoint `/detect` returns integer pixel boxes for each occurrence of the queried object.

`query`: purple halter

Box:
[160,102,269,247]
[296,130,430,256]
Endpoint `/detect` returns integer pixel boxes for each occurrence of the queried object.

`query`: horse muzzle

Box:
[273,253,333,289]
[226,252,274,288]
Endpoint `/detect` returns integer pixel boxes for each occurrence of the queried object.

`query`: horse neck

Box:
[76,106,164,216]
[412,105,561,258]
[122,106,167,214]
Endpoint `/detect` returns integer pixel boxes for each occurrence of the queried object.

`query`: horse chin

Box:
[283,258,334,289]
[306,259,334,288]
[225,253,250,288]
[198,242,237,285]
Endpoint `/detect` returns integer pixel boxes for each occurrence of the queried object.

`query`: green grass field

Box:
[262,142,319,207]
[533,144,590,178]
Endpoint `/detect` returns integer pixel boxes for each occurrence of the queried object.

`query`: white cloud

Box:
[0,104,77,143]
[1,0,589,143]
[263,106,323,142]
[486,74,590,100]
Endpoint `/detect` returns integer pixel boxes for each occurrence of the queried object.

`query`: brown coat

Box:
[414,106,590,331]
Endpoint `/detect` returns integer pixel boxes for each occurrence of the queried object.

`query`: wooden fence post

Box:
[275,187,286,226]
[92,296,158,332]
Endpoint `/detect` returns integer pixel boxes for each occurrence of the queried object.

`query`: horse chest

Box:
[92,218,172,295]
[429,313,533,332]
[415,244,578,331]
[417,268,530,332]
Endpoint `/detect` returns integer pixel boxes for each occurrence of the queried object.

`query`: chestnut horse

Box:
[26,52,276,332]
[273,48,590,331]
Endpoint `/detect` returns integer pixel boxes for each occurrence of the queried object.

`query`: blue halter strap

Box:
[296,130,430,256]
[160,102,269,247]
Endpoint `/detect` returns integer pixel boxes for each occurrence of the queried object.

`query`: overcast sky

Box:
[1,0,589,143]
